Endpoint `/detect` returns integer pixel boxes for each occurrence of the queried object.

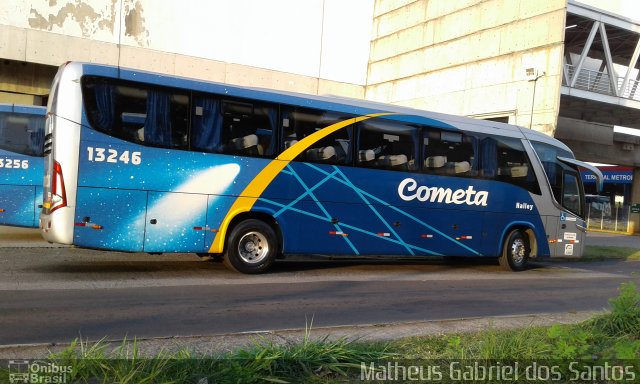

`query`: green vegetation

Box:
[1,283,638,383]
[582,245,640,261]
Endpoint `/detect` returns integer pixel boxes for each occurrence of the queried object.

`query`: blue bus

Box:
[40,62,603,273]
[0,104,46,228]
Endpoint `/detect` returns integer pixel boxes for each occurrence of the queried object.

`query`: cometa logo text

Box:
[398,178,489,206]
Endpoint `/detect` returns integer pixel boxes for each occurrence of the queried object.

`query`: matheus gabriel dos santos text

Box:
[360,361,637,382]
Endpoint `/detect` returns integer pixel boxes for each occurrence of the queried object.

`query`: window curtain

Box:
[93,83,115,132]
[469,135,479,171]
[145,90,172,147]
[263,108,277,155]
[0,113,6,140]
[191,96,222,152]
[28,116,45,156]
[480,137,497,177]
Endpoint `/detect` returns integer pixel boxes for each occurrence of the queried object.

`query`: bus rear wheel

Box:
[499,229,529,271]
[223,219,277,274]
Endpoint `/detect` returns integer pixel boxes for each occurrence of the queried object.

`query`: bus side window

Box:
[358,120,417,171]
[285,108,352,165]
[114,85,147,144]
[83,77,190,150]
[562,172,582,216]
[423,129,476,176]
[191,95,223,153]
[219,100,276,157]
[0,111,43,158]
[493,136,540,195]
[531,141,575,203]
[142,90,189,149]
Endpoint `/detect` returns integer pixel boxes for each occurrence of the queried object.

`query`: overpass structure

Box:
[555,1,640,232]
[557,1,640,167]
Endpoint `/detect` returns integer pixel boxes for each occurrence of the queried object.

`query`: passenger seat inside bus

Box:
[425,156,471,175]
[358,149,375,163]
[498,164,528,178]
[306,146,337,162]
[425,155,447,168]
[284,139,298,149]
[451,161,470,174]
[229,134,259,155]
[377,154,408,169]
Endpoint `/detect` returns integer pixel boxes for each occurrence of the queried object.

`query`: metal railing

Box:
[586,204,631,233]
[565,64,640,102]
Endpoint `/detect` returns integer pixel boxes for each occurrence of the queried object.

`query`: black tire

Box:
[223,219,277,274]
[498,229,529,271]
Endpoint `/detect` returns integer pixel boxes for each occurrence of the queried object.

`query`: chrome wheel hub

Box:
[237,231,269,264]
[511,238,526,264]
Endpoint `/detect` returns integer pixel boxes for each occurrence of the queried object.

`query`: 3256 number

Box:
[87,147,142,165]
[0,158,29,169]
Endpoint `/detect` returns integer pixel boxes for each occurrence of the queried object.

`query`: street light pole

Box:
[528,71,545,129]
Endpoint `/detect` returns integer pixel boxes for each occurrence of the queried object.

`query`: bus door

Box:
[554,158,603,258]
[544,213,561,257]
[143,192,208,253]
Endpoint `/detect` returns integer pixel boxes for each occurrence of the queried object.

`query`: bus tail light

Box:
[49,160,67,213]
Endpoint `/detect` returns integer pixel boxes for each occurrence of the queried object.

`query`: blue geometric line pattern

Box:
[332,166,416,256]
[283,165,359,254]
[303,163,482,256]
[257,161,485,257]
[273,168,338,218]
[259,196,441,255]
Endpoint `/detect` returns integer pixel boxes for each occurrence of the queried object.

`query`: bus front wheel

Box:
[499,229,529,271]
[224,219,277,274]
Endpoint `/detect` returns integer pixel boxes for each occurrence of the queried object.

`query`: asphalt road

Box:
[0,241,638,346]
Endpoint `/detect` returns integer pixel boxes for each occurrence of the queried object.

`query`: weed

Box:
[588,282,640,337]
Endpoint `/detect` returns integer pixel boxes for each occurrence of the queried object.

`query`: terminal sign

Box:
[582,166,633,185]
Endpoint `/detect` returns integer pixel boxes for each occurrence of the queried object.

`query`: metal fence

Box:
[565,64,640,102]
[586,203,631,233]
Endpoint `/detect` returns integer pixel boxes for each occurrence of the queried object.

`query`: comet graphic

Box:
[143,163,241,250]
[107,163,242,251]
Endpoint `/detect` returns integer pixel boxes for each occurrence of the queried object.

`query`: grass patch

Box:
[2,283,638,383]
[394,283,640,361]
[581,245,640,261]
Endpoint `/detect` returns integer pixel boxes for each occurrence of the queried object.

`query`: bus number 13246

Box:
[86,147,141,165]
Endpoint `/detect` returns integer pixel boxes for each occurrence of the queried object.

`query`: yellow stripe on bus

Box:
[208,112,393,253]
